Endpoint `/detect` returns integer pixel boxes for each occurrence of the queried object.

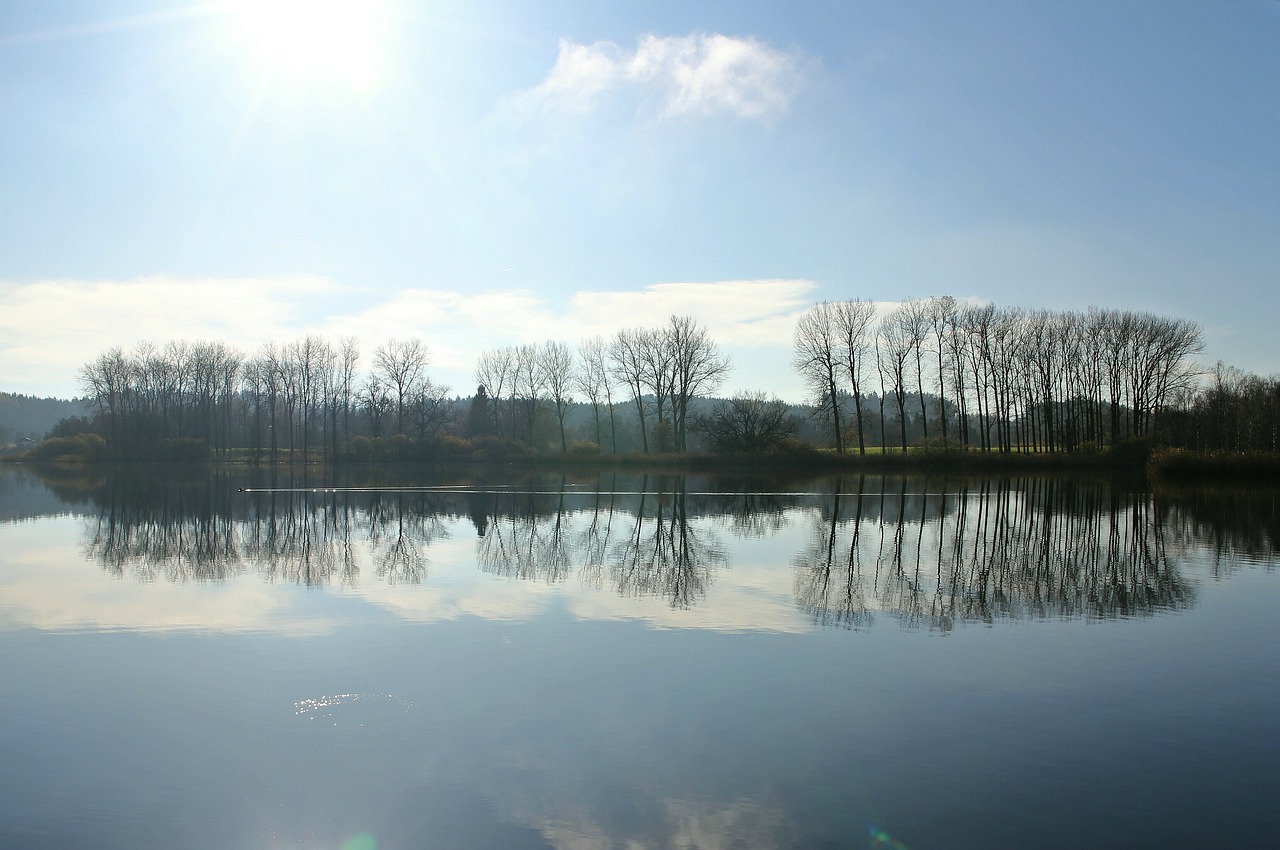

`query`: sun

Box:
[224,0,391,93]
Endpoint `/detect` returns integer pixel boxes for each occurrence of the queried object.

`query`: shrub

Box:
[434,435,471,462]
[467,436,532,463]
[1107,436,1154,466]
[45,416,97,440]
[387,434,414,460]
[345,435,379,463]
[913,437,964,458]
[23,433,107,463]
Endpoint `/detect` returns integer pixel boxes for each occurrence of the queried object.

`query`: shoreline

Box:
[5,445,1279,484]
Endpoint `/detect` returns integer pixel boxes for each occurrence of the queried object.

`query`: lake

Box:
[1,465,1277,849]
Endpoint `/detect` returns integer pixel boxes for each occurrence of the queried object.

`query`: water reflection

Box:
[460,479,728,607]
[5,467,1276,627]
[794,476,1195,630]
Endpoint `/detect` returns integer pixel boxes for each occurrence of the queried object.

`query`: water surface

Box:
[1,466,1276,849]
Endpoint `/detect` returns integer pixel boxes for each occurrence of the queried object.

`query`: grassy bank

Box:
[1147,448,1280,482]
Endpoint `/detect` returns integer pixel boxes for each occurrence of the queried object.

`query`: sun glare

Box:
[225,0,390,92]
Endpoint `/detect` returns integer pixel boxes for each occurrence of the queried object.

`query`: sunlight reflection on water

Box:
[293,692,418,719]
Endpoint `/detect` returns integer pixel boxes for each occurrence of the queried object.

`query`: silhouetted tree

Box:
[467,385,495,438]
[694,392,796,452]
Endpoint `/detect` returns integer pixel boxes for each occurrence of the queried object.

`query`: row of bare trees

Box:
[473,341,577,450]
[473,315,730,454]
[70,301,1267,460]
[75,316,733,460]
[78,336,450,459]
[794,297,1205,453]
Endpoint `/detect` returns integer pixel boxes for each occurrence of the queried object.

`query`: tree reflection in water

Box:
[471,474,726,608]
[794,476,1198,630]
[66,469,1278,625]
[475,475,575,584]
[604,478,726,608]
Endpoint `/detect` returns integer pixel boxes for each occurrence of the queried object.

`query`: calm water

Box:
[1,465,1277,849]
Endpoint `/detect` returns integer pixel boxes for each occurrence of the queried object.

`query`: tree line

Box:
[793,297,1211,453]
[473,315,730,453]
[73,316,734,461]
[67,300,1276,461]
[77,336,450,461]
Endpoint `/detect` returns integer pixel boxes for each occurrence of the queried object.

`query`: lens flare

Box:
[341,833,377,850]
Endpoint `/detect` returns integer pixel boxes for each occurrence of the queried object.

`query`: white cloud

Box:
[0,274,345,398]
[568,279,813,343]
[532,39,626,112]
[524,33,806,120]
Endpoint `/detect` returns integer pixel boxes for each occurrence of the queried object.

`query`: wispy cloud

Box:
[523,33,807,120]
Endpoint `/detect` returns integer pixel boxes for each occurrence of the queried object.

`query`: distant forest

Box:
[0,393,88,447]
[29,301,1280,462]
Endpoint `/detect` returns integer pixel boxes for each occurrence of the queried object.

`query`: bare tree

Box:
[336,336,360,452]
[241,352,266,458]
[960,304,997,451]
[359,373,393,438]
[78,346,129,452]
[637,326,675,450]
[609,328,651,453]
[374,338,429,435]
[215,342,244,455]
[159,340,190,439]
[285,336,331,460]
[510,342,546,446]
[793,302,845,452]
[540,340,575,451]
[878,314,913,453]
[1100,309,1135,444]
[666,316,730,452]
[475,347,514,437]
[257,343,283,458]
[926,295,957,445]
[409,378,454,439]
[576,336,617,451]
[898,298,931,441]
[834,299,876,455]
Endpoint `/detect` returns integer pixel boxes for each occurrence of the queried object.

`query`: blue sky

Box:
[1,0,1276,400]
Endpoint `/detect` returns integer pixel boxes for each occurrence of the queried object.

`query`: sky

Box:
[0,0,1276,402]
